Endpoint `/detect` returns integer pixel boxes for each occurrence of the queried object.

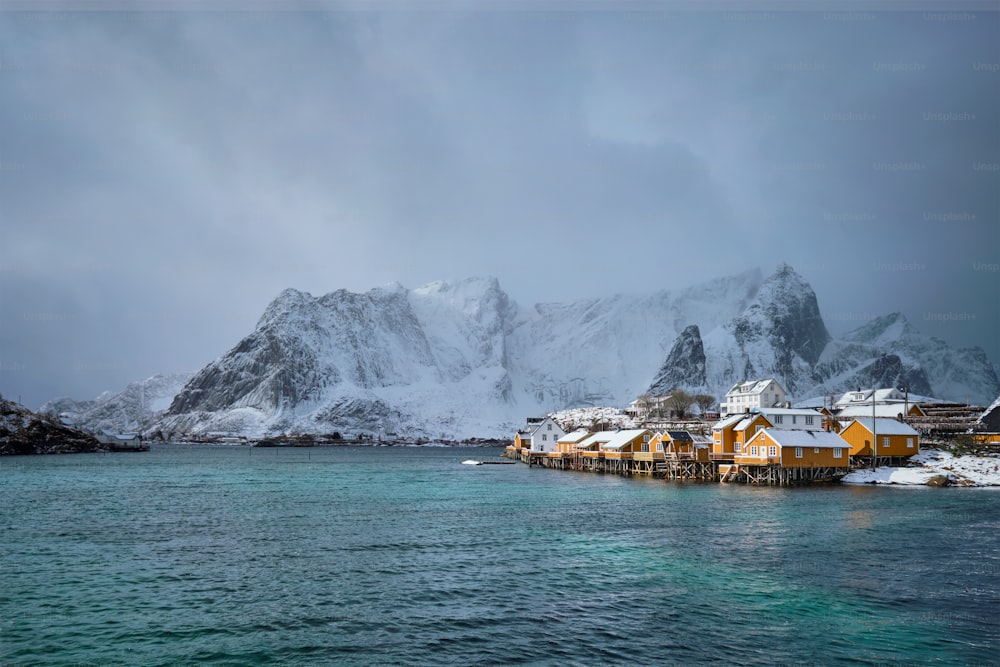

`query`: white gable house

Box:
[721,379,787,416]
[528,417,566,454]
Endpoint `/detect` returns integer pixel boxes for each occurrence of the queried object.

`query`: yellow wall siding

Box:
[840,422,919,457]
[778,443,849,468]
[736,431,849,468]
[734,432,780,465]
[735,415,771,447]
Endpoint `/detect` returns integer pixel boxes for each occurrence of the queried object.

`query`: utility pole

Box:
[871,387,877,471]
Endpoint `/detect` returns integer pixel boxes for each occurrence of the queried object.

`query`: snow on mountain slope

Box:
[507,268,762,408]
[696,263,830,398]
[813,312,997,404]
[152,265,998,438]
[41,373,193,435]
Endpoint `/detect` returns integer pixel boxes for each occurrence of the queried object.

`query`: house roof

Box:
[846,418,919,436]
[557,429,591,444]
[527,417,562,436]
[978,395,1000,424]
[712,414,746,431]
[734,414,771,431]
[757,428,849,449]
[665,430,693,441]
[755,407,823,417]
[599,429,651,451]
[726,379,781,397]
[834,388,903,406]
[834,388,941,408]
[836,404,922,419]
[575,431,610,449]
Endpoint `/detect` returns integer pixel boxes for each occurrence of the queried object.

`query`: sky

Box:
[1,2,998,409]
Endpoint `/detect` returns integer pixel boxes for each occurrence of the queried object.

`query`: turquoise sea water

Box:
[2,445,998,666]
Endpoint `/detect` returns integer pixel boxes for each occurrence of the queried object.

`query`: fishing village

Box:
[503,379,1000,486]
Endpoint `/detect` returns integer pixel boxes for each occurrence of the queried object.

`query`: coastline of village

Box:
[504,379,1000,487]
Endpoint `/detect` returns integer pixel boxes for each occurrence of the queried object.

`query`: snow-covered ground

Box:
[842,449,1000,487]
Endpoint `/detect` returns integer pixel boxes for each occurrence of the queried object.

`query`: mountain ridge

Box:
[46,266,999,438]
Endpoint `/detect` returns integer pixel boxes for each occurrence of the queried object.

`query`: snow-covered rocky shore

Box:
[842,449,1000,487]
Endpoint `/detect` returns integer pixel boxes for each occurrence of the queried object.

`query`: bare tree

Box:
[693,394,716,417]
[665,389,694,419]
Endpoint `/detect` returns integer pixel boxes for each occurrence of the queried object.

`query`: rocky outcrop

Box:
[1,398,105,455]
[647,325,707,394]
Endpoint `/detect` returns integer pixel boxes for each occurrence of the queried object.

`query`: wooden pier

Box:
[505,446,851,486]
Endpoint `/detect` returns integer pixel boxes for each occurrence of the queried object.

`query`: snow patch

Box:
[842,449,1000,487]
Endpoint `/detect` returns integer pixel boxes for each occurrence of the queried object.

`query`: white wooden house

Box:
[721,379,787,416]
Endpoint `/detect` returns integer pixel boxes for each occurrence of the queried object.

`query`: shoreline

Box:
[841,449,1000,487]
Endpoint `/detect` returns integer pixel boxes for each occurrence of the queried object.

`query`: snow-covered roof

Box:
[557,429,591,444]
[597,429,650,451]
[792,396,828,409]
[846,418,919,436]
[833,388,941,409]
[527,417,560,435]
[712,414,746,431]
[834,388,903,406]
[576,431,615,449]
[836,404,921,419]
[726,379,782,397]
[759,429,849,449]
[755,407,823,417]
[734,414,770,431]
[978,395,1000,424]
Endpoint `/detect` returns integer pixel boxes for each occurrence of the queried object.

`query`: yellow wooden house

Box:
[634,431,667,468]
[653,430,711,461]
[556,429,592,453]
[712,413,772,459]
[598,429,654,460]
[737,428,851,468]
[839,418,919,458]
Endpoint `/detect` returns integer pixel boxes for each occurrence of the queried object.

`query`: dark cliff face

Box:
[0,398,105,455]
[647,324,707,394]
[756,263,831,367]
[168,328,315,414]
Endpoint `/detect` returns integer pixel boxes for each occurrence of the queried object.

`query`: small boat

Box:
[461,459,482,465]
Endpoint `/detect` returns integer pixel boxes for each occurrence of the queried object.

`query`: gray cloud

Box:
[1,8,997,407]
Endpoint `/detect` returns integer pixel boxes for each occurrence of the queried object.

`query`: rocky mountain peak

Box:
[753,263,831,365]
[647,324,707,394]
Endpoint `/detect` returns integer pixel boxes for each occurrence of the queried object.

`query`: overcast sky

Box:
[1,3,998,408]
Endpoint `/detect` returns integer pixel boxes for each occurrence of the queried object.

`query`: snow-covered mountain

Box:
[153,265,998,438]
[41,373,193,435]
[814,312,997,404]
